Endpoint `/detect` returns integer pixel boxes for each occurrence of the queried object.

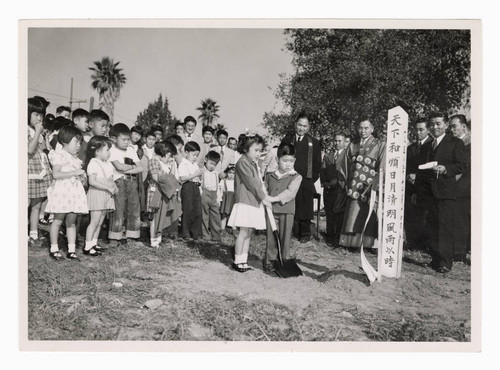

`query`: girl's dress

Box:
[86,157,116,211]
[45,149,89,214]
[219,178,235,216]
[147,155,182,233]
[146,154,168,213]
[28,126,52,199]
[227,156,266,230]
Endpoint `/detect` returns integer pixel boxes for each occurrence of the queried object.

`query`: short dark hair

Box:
[166,134,184,147]
[154,140,177,157]
[202,126,215,134]
[72,108,89,121]
[428,112,449,123]
[184,141,201,153]
[217,129,228,139]
[56,106,71,115]
[175,121,184,129]
[33,96,50,109]
[450,114,467,125]
[205,150,221,163]
[145,130,156,139]
[131,125,144,135]
[112,123,131,137]
[184,116,197,125]
[57,124,83,145]
[43,114,55,130]
[277,142,296,158]
[334,132,347,139]
[88,109,110,123]
[224,164,236,174]
[151,125,164,134]
[414,118,429,128]
[237,133,265,154]
[296,112,310,122]
[228,137,237,143]
[84,136,112,170]
[52,116,73,131]
[28,97,46,125]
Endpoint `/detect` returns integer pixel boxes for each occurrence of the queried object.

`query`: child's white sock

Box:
[84,241,94,251]
[91,238,98,247]
[241,253,249,267]
[50,244,58,253]
[29,231,38,240]
[234,254,245,264]
[150,236,161,247]
[68,244,76,253]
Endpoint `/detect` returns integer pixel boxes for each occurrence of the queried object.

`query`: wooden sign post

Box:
[379,106,408,278]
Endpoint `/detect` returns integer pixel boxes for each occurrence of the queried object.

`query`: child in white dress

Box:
[45,126,89,260]
[228,134,272,272]
[84,136,118,256]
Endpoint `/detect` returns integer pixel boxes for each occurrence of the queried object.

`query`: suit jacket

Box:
[320,148,348,213]
[455,136,471,198]
[196,141,213,166]
[281,133,321,182]
[184,133,202,146]
[234,155,266,207]
[416,134,466,200]
[211,144,236,175]
[406,135,433,196]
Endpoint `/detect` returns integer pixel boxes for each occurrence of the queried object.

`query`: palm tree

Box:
[89,57,127,124]
[196,98,220,128]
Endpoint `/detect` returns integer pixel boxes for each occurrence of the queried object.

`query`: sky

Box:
[28,27,294,138]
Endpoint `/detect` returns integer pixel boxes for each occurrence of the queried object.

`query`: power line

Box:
[28,87,85,101]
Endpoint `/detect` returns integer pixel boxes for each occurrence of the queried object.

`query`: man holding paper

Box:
[416,112,466,273]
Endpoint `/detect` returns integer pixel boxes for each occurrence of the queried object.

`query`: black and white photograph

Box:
[19,18,481,352]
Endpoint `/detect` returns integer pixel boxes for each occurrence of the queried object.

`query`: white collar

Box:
[435,133,446,146]
[274,169,296,178]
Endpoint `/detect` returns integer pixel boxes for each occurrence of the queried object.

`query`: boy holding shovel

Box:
[263,142,302,270]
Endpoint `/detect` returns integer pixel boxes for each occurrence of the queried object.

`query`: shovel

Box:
[265,206,303,278]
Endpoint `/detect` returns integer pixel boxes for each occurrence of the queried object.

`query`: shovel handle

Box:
[265,206,278,232]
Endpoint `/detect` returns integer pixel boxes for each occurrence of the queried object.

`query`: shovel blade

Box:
[272,259,303,278]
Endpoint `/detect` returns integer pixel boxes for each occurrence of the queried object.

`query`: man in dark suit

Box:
[320,132,348,246]
[405,119,434,250]
[449,114,471,260]
[281,113,322,242]
[416,112,466,273]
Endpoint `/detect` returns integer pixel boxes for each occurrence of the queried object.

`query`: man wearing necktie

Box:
[281,113,322,242]
[320,133,349,246]
[183,116,202,147]
[449,114,471,262]
[415,112,466,273]
[211,129,236,178]
[405,119,434,250]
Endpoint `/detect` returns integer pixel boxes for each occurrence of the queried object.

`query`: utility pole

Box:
[69,77,87,111]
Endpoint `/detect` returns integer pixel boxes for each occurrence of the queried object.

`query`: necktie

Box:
[220,147,224,161]
[334,151,338,160]
[417,141,422,151]
[432,140,438,151]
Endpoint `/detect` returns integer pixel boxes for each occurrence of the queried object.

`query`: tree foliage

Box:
[89,56,127,124]
[135,93,178,135]
[263,29,471,148]
[197,98,220,128]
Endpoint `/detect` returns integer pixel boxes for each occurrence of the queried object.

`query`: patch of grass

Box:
[356,311,469,342]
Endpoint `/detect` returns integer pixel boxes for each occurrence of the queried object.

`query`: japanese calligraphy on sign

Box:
[379,106,408,278]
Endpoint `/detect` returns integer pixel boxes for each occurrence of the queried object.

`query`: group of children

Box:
[27,96,302,273]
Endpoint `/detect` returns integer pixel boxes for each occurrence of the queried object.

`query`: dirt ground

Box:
[27,216,471,342]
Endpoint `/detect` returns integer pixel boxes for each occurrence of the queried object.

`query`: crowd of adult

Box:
[264,112,470,274]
